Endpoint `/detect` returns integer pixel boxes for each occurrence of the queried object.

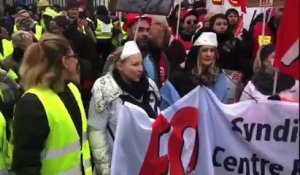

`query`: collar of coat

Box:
[91,72,122,112]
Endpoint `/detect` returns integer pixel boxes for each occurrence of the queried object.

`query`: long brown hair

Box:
[19,33,71,92]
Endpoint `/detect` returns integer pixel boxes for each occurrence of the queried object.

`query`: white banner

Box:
[111,87,299,175]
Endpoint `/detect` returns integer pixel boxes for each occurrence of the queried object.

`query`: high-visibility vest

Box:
[34,25,43,40]
[13,24,43,40]
[0,112,9,174]
[40,7,58,29]
[0,40,14,61]
[120,21,127,41]
[25,83,92,175]
[112,21,127,46]
[95,19,113,40]
[7,69,18,81]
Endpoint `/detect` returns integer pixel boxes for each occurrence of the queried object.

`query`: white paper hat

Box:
[194,32,218,47]
[120,41,141,60]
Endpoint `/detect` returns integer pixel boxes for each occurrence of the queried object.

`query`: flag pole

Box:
[267,7,273,22]
[175,1,182,40]
[261,7,267,43]
[118,12,122,43]
[262,6,278,96]
[272,69,278,95]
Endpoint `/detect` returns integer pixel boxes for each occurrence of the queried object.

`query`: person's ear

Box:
[127,28,133,38]
[116,61,123,71]
[61,56,68,69]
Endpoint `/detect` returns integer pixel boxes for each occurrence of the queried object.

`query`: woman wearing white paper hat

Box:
[88,41,160,175]
[167,31,229,103]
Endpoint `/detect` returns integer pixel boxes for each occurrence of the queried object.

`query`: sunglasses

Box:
[186,20,198,25]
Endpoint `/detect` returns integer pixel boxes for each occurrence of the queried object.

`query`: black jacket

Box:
[63,26,98,80]
[217,34,253,82]
[169,68,199,97]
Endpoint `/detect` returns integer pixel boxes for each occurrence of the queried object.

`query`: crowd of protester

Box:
[0,0,298,174]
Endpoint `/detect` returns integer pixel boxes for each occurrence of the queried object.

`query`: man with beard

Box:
[148,15,186,87]
[123,13,159,84]
[124,13,151,58]
[14,9,43,41]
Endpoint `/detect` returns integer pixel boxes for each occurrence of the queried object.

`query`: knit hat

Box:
[120,41,141,60]
[124,13,152,32]
[37,0,50,7]
[194,32,218,47]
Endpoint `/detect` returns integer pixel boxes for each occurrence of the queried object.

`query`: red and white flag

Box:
[234,0,247,37]
[111,87,299,175]
[234,13,244,37]
[274,0,299,79]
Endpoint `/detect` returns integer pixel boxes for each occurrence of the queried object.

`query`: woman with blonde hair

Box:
[240,44,299,102]
[88,41,160,175]
[168,31,229,103]
[12,33,92,175]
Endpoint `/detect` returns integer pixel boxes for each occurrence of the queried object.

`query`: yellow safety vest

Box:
[13,24,43,40]
[120,21,127,40]
[7,69,18,81]
[112,21,127,46]
[95,19,113,40]
[0,112,8,174]
[40,7,58,29]
[0,40,14,61]
[24,83,92,175]
[34,25,43,40]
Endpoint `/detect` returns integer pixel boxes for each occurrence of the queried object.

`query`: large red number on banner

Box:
[212,0,240,6]
[139,116,170,175]
[140,107,199,175]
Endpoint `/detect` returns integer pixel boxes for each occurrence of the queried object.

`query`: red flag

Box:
[234,14,244,37]
[239,0,247,13]
[274,0,299,80]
